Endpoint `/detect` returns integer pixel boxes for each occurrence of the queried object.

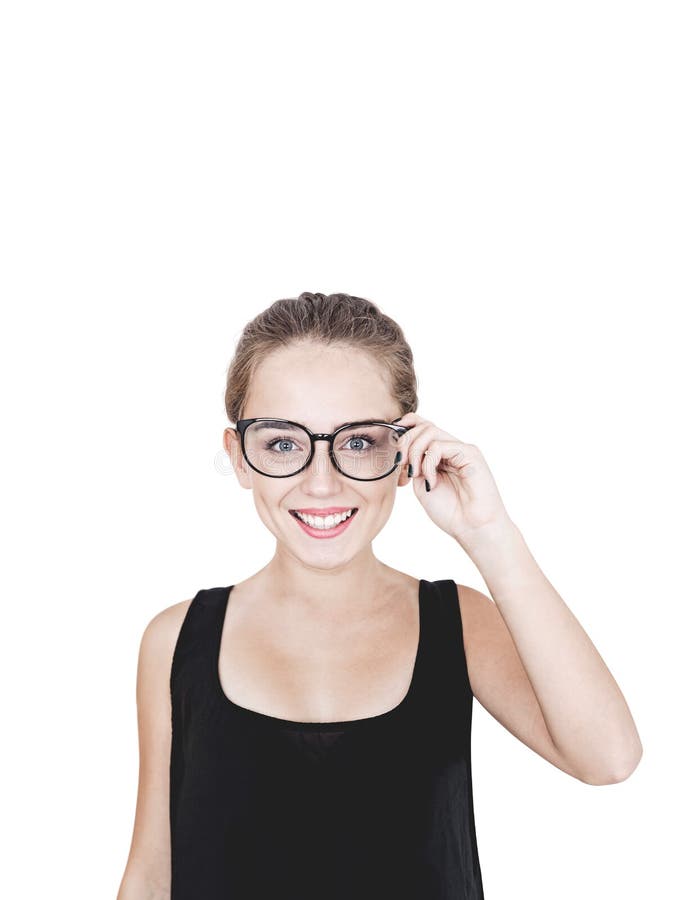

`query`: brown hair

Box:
[224,291,419,424]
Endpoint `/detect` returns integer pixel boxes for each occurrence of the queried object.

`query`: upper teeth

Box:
[294,509,355,529]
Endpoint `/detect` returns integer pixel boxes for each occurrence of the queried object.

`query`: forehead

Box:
[244,343,396,428]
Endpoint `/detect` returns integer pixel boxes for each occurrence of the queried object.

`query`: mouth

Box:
[288,507,359,539]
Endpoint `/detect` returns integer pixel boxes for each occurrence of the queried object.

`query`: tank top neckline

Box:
[211,578,428,732]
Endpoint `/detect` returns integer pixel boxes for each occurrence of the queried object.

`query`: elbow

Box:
[583,742,644,786]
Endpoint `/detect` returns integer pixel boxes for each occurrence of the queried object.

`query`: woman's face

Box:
[223,342,408,568]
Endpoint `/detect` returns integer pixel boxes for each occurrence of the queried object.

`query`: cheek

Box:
[368,487,396,513]
[251,491,284,522]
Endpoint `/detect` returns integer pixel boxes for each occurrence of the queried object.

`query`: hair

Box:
[224,291,419,424]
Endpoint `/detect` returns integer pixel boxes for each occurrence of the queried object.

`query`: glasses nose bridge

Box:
[306,432,339,477]
[309,432,336,461]
[311,432,335,444]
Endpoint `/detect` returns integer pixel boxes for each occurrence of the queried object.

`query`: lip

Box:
[289,507,358,539]
[289,506,358,515]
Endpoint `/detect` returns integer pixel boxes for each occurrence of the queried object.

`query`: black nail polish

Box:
[394,451,402,464]
[425,479,430,492]
[408,464,413,478]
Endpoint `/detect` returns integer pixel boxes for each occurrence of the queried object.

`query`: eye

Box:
[265,437,300,452]
[341,433,377,451]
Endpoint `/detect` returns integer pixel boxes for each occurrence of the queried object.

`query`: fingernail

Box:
[394,450,402,464]
[408,464,413,478]
[425,479,430,492]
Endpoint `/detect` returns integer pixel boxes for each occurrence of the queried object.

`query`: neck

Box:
[255,547,395,621]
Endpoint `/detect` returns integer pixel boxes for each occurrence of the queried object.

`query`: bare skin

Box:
[217,563,421,723]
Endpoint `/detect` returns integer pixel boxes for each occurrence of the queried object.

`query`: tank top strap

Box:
[170,586,230,698]
[414,578,473,709]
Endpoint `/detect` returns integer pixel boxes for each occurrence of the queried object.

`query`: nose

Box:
[302,440,342,486]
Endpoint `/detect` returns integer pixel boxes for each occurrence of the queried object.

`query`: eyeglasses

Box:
[233,418,411,481]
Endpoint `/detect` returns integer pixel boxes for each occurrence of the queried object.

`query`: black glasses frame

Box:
[233,417,411,481]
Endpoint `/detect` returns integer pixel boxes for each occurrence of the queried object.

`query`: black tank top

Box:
[169,578,484,899]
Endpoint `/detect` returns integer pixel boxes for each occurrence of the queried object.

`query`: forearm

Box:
[117,870,169,900]
[459,517,643,783]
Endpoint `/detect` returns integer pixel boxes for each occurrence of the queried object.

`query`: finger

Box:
[402,424,458,481]
[392,412,426,424]
[420,439,469,490]
[401,422,436,480]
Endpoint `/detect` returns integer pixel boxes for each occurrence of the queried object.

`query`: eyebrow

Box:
[333,416,402,430]
[251,417,395,432]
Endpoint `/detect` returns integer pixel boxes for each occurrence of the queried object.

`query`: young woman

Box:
[118,292,642,900]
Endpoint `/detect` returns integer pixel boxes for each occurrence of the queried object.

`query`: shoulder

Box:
[453,581,495,633]
[138,597,194,668]
[452,582,507,688]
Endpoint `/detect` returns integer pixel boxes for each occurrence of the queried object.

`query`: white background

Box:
[1,1,688,897]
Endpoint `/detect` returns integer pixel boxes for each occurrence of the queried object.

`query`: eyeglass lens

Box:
[243,421,402,478]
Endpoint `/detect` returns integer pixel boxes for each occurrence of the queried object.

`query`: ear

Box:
[396,459,412,488]
[223,427,253,490]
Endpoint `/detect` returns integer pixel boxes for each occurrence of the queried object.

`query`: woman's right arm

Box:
[116,599,192,900]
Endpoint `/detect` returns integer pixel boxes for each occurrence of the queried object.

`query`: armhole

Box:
[446,579,474,700]
[169,592,200,697]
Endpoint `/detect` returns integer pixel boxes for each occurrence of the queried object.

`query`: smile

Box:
[289,507,358,537]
